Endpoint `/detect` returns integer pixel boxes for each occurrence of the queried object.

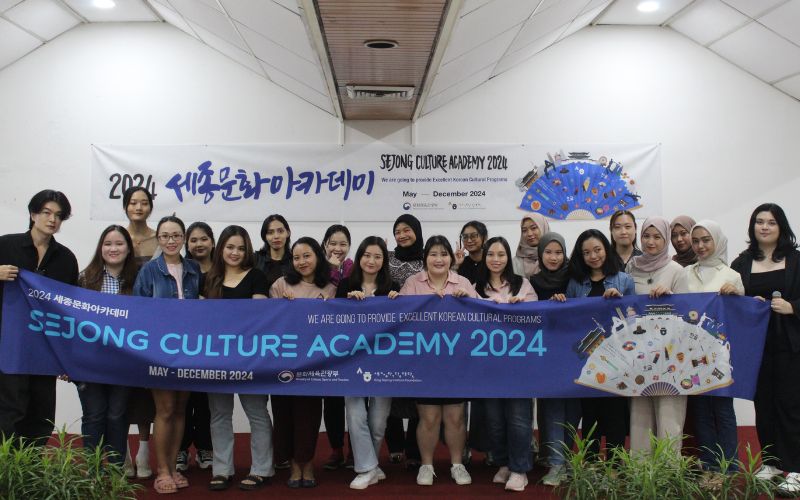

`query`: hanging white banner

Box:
[91,144,661,222]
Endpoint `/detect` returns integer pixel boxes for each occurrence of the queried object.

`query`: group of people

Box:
[0,187,798,495]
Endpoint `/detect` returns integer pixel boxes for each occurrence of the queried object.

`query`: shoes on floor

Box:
[493,466,510,484]
[416,464,436,486]
[450,463,472,485]
[505,472,528,492]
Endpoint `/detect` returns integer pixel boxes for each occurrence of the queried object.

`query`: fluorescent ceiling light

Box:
[637,1,660,12]
[93,0,115,8]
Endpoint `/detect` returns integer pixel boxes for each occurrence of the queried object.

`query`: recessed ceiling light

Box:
[364,40,398,49]
[637,1,660,12]
[93,0,116,9]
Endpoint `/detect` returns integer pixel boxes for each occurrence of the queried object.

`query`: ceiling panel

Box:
[273,0,299,15]
[167,0,247,50]
[0,16,41,69]
[442,0,538,64]
[148,1,197,38]
[775,73,800,100]
[669,0,749,46]
[220,0,316,62]
[462,0,493,16]
[188,19,265,76]
[423,62,494,114]
[4,0,80,40]
[237,21,326,94]
[557,0,612,41]
[596,0,694,25]
[720,0,788,18]
[508,0,588,53]
[63,0,158,22]
[758,0,800,46]
[710,21,800,83]
[492,23,563,76]
[261,60,334,113]
[0,0,24,12]
[428,26,518,96]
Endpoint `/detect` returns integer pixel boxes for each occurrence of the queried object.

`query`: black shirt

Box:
[457,256,482,284]
[0,231,79,337]
[222,268,269,299]
[588,279,605,297]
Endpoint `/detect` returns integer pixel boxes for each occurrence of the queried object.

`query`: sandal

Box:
[209,475,232,491]
[154,475,178,495]
[239,474,268,490]
[172,471,189,489]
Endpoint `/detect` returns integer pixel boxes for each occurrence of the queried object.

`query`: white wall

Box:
[1,22,799,430]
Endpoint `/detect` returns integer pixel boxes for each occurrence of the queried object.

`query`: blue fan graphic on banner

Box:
[516,152,641,220]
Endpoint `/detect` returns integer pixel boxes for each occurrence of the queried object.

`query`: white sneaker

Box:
[416,464,436,486]
[778,472,800,496]
[135,453,152,479]
[542,464,566,487]
[756,464,784,481]
[505,472,528,492]
[450,463,472,485]
[493,466,510,484]
[350,468,379,490]
[375,467,386,481]
[176,450,189,472]
[197,449,213,470]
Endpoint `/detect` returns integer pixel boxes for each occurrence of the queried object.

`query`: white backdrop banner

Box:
[91,144,661,222]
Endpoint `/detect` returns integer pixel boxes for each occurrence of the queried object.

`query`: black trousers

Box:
[0,373,56,446]
[580,397,628,456]
[180,392,213,451]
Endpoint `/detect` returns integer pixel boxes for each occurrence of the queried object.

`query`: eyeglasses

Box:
[158,233,184,242]
[461,232,481,241]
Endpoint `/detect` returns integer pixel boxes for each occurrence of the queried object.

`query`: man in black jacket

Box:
[0,189,78,445]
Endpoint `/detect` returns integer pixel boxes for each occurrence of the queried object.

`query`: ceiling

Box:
[1,0,799,120]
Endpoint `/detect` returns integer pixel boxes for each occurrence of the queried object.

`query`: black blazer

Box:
[731,249,800,352]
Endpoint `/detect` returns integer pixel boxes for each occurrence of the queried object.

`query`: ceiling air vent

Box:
[345,85,415,101]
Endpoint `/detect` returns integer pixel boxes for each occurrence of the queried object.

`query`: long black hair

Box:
[322,224,351,247]
[259,214,291,253]
[347,236,394,295]
[285,237,331,288]
[122,186,154,212]
[204,225,255,299]
[475,236,522,298]
[745,203,798,262]
[569,229,620,281]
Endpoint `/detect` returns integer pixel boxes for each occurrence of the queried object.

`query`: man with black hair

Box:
[0,189,78,445]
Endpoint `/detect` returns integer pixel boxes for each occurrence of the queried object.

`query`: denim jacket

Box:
[133,254,200,299]
[565,272,635,298]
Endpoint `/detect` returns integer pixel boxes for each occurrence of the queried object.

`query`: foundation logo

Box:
[277,370,294,383]
[402,202,411,210]
[357,367,372,382]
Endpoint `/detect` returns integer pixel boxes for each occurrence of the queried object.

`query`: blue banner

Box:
[1,270,769,399]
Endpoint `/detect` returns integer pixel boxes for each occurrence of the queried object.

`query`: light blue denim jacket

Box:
[565,272,635,298]
[133,254,200,299]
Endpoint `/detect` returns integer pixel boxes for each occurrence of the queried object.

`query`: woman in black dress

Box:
[731,203,800,495]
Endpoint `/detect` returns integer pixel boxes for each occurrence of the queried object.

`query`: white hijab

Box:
[691,219,727,267]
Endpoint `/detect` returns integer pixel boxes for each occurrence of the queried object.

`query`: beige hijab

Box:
[516,213,551,277]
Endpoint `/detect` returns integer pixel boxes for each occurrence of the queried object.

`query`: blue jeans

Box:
[540,398,581,466]
[76,382,129,465]
[484,398,532,473]
[345,397,391,473]
[692,396,739,471]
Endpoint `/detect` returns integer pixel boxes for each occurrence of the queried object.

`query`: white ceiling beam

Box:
[297,0,342,121]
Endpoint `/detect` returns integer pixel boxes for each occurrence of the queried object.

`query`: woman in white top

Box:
[676,220,743,472]
[474,236,536,492]
[626,216,687,454]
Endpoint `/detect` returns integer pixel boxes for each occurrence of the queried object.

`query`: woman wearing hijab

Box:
[626,217,687,455]
[513,214,550,279]
[385,214,424,468]
[676,220,743,473]
[531,232,580,487]
[731,204,800,495]
[671,215,697,267]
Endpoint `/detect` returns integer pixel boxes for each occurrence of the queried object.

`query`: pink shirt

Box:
[399,270,478,297]
[269,277,337,299]
[482,278,538,303]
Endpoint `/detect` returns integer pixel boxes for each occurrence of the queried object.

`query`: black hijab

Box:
[530,232,570,294]
[392,214,424,262]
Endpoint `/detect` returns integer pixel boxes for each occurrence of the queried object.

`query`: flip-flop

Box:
[154,475,177,494]
[209,475,232,491]
[172,471,189,489]
[239,474,268,490]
